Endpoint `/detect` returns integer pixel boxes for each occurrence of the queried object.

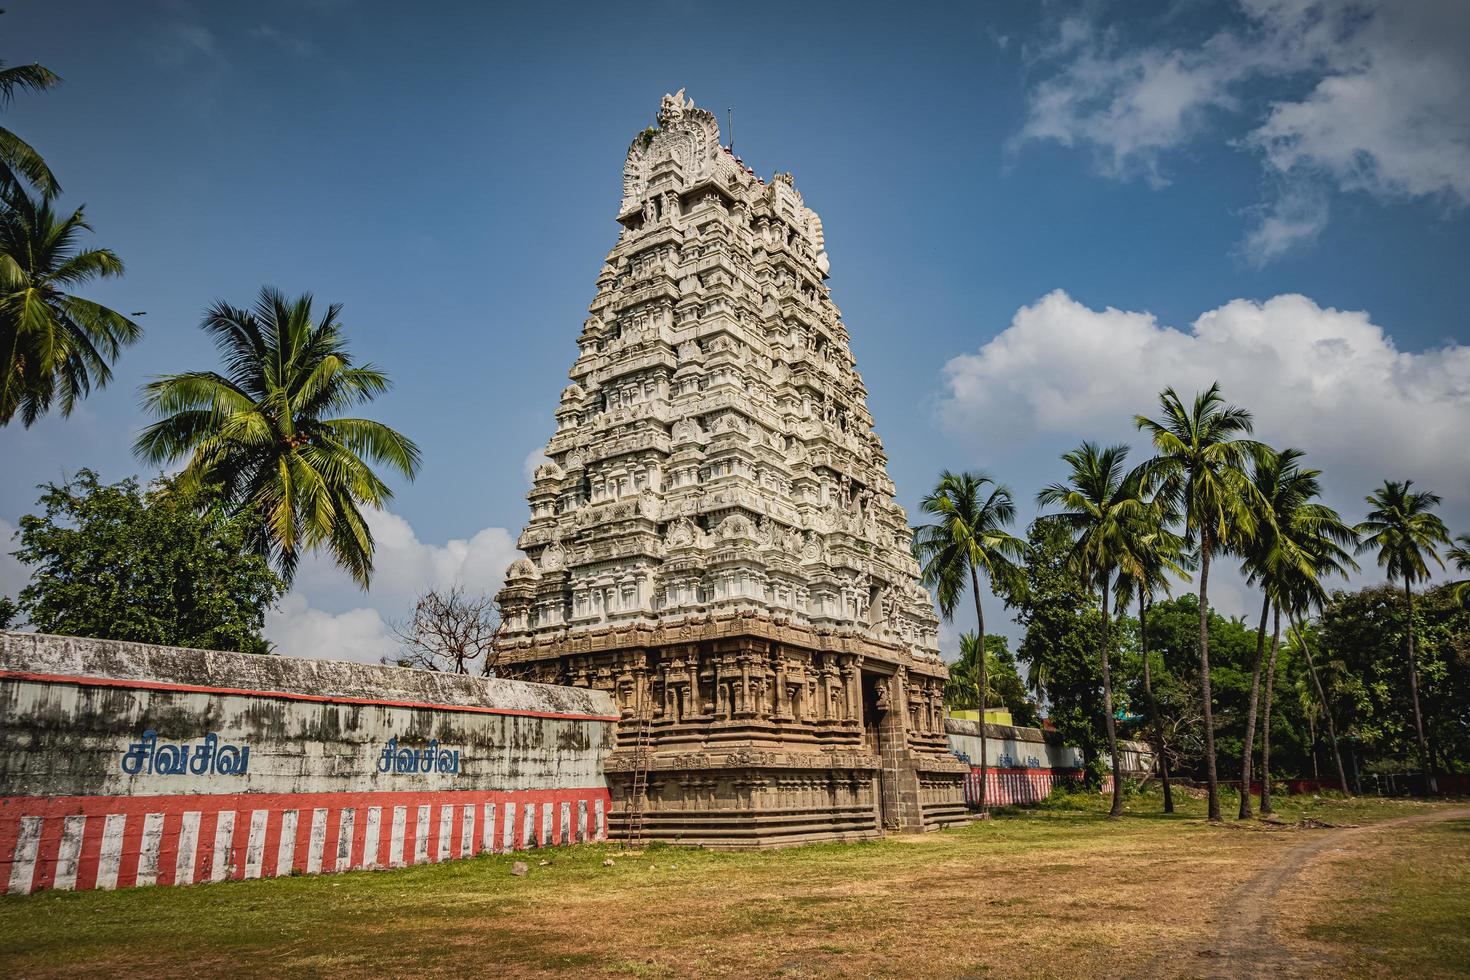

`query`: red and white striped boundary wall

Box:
[1,632,620,897]
[2,787,608,895]
[962,767,1119,807]
[963,767,1083,807]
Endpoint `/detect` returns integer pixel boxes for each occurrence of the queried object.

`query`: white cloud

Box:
[1240,183,1329,264]
[288,508,518,614]
[1016,1,1470,256]
[265,595,394,664]
[265,508,520,664]
[937,288,1470,543]
[1245,1,1470,206]
[1017,23,1245,186]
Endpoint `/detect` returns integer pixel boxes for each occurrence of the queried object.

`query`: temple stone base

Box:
[606,759,884,848]
[500,615,969,848]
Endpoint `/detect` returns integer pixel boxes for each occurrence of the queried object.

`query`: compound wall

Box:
[946,718,1153,807]
[0,632,616,895]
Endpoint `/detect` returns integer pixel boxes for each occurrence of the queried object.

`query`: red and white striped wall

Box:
[963,767,1084,807]
[1,787,609,896]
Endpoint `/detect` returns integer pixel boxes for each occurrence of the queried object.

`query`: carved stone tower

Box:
[497,90,967,845]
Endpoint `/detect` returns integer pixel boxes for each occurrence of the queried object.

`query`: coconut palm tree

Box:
[1237,444,1288,819]
[1257,603,1285,812]
[1279,525,1358,796]
[1135,383,1264,822]
[0,188,139,426]
[1449,535,1470,609]
[947,632,1012,713]
[1114,491,1191,814]
[1239,447,1358,816]
[1037,442,1148,817]
[1025,656,1052,705]
[913,471,1028,810]
[1355,481,1450,786]
[0,56,61,197]
[135,288,420,588]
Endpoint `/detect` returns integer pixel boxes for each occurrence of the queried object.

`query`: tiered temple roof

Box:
[498,89,941,662]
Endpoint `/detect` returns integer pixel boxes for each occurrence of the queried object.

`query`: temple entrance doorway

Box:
[861,669,897,829]
[861,672,883,753]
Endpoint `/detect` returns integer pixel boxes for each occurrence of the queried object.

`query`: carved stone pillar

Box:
[841,656,860,725]
[773,653,791,720]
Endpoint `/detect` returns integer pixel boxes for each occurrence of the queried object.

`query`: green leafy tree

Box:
[1000,517,1110,787]
[1114,493,1192,813]
[1237,447,1358,817]
[1316,583,1470,776]
[1277,509,1361,794]
[1355,481,1451,783]
[1283,630,1332,783]
[944,632,1040,728]
[0,48,61,197]
[0,188,139,425]
[12,470,284,652]
[135,288,421,588]
[913,470,1028,808]
[1038,442,1147,817]
[1136,383,1264,821]
[1142,595,1257,782]
[0,594,17,629]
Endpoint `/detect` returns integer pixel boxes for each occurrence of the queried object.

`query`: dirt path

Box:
[1177,805,1470,979]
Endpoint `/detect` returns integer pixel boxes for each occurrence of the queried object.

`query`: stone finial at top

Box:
[657,87,696,127]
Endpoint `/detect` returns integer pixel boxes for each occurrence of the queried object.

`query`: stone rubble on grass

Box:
[511,861,529,877]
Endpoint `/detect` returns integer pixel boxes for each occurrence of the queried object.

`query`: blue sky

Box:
[3,0,1468,661]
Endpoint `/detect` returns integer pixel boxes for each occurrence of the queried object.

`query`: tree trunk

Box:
[1100,576,1123,817]
[1259,603,1281,815]
[1402,579,1435,793]
[1292,612,1350,796]
[1198,537,1222,821]
[1238,590,1270,819]
[1308,714,1320,780]
[1140,593,1173,813]
[970,566,988,812]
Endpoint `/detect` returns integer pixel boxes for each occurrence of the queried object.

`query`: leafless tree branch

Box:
[387,585,503,676]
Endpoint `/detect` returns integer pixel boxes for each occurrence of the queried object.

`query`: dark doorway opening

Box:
[861,670,897,829]
[861,672,884,754]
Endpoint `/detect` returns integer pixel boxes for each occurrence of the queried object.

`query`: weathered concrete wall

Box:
[0,632,616,895]
[945,718,1153,807]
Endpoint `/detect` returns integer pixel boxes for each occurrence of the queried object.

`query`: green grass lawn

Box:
[1,788,1464,978]
[1288,815,1470,977]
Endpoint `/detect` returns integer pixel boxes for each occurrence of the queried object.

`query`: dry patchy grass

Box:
[1274,811,1470,978]
[0,790,1463,978]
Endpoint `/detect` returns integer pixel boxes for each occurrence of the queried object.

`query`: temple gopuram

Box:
[497,90,968,846]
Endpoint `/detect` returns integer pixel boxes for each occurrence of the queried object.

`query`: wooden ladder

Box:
[625,699,654,848]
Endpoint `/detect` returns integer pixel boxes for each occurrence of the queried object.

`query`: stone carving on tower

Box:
[497,91,966,845]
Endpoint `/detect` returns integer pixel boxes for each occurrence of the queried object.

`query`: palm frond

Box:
[0,188,138,425]
[134,287,416,587]
[0,126,58,196]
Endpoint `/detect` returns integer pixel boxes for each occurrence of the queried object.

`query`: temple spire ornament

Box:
[497,91,966,845]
